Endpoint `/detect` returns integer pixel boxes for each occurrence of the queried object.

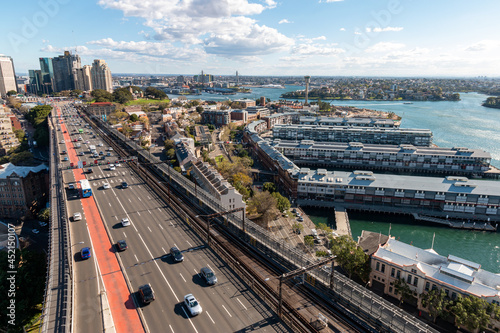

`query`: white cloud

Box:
[354,31,362,35]
[97,0,290,58]
[366,27,404,33]
[464,40,500,52]
[291,43,345,56]
[339,28,345,31]
[366,42,406,53]
[279,19,292,24]
[319,0,343,2]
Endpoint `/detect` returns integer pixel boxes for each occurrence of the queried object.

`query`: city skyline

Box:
[3,0,500,77]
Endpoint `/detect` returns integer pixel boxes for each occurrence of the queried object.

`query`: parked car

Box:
[170,247,184,262]
[200,267,217,285]
[81,247,91,260]
[138,284,155,304]
[184,294,202,316]
[73,212,82,221]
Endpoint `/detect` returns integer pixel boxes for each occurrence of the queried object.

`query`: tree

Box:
[165,148,176,160]
[304,235,315,249]
[130,114,139,122]
[38,208,50,222]
[271,192,290,213]
[71,89,83,97]
[292,221,303,233]
[13,129,25,142]
[232,172,252,188]
[393,278,413,307]
[164,139,175,150]
[196,106,204,113]
[263,182,276,193]
[247,191,277,227]
[450,295,494,331]
[113,88,133,104]
[121,123,133,138]
[91,89,113,102]
[7,90,17,96]
[330,235,370,281]
[421,289,449,323]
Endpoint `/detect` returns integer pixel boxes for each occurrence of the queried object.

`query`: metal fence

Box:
[101,119,435,333]
[40,114,72,333]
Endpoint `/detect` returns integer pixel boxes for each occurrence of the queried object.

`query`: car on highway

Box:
[99,151,104,155]
[116,240,128,251]
[60,140,65,144]
[109,164,115,171]
[103,183,111,189]
[200,267,217,285]
[115,162,121,167]
[121,182,128,189]
[98,143,103,147]
[184,294,202,316]
[68,183,75,190]
[61,150,67,155]
[170,247,184,262]
[87,168,93,174]
[78,152,84,156]
[63,157,69,161]
[81,247,91,260]
[138,284,155,304]
[297,216,304,222]
[121,217,131,227]
[73,212,82,221]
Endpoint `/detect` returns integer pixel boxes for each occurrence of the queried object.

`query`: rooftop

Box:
[0,163,48,179]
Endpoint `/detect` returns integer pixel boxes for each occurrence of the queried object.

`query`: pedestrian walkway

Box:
[334,206,351,236]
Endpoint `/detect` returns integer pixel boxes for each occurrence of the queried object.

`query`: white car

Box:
[115,163,121,167]
[73,212,82,221]
[109,164,116,171]
[103,183,111,189]
[98,143,103,147]
[121,218,131,227]
[60,140,65,144]
[184,294,202,316]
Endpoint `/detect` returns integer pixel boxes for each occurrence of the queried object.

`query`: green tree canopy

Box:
[7,90,17,96]
[196,106,204,113]
[38,207,50,222]
[91,89,113,102]
[263,182,276,193]
[450,295,495,331]
[113,88,133,104]
[421,289,450,323]
[271,192,290,213]
[393,278,413,307]
[129,114,139,122]
[330,235,370,281]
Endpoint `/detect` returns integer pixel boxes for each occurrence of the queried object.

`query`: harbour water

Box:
[176,88,500,272]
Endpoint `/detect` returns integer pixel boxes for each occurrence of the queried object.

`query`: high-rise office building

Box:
[28,70,42,94]
[39,57,54,94]
[75,65,92,92]
[51,51,81,92]
[0,55,17,97]
[90,59,112,92]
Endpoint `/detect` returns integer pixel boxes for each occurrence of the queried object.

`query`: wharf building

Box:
[244,121,500,223]
[299,116,400,128]
[273,140,492,177]
[366,234,500,331]
[272,124,433,146]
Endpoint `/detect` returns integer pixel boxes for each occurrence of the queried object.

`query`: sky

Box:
[3,0,500,77]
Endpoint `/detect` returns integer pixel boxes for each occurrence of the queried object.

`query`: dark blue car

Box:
[81,247,91,260]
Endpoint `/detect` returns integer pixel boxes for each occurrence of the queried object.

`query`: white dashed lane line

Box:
[206,311,215,324]
[179,273,186,282]
[237,298,247,310]
[148,227,152,233]
[221,305,232,317]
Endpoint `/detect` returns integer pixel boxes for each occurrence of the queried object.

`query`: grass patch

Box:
[125,98,170,106]
[24,304,42,333]
[215,155,226,164]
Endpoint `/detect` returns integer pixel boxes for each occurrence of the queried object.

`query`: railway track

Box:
[84,113,372,333]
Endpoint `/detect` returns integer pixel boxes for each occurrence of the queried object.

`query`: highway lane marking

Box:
[162,247,166,253]
[194,269,201,278]
[147,227,152,233]
[159,224,164,230]
[181,307,199,333]
[148,210,152,215]
[179,273,186,282]
[169,325,174,333]
[128,198,131,203]
[186,240,192,247]
[137,233,179,302]
[123,232,127,238]
[137,211,141,216]
[148,196,151,200]
[138,196,142,201]
[237,298,247,310]
[205,311,215,324]
[109,202,111,207]
[221,304,232,317]
[134,254,139,262]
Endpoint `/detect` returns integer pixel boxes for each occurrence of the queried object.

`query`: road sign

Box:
[78,161,83,169]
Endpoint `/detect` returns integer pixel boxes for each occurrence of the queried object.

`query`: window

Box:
[411,268,417,274]
[391,268,395,277]
[376,262,380,271]
[445,289,449,297]
[432,284,437,291]
[413,277,418,287]
[451,292,457,300]
[389,287,393,293]
[381,264,385,273]
[396,270,401,279]
[407,275,412,284]
[425,282,430,291]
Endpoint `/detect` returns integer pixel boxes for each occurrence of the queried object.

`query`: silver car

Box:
[200,267,217,285]
[184,294,202,316]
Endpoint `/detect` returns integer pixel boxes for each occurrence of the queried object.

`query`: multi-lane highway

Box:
[55,103,290,333]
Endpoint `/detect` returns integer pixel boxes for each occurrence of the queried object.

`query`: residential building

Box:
[51,51,81,92]
[272,124,433,147]
[175,140,197,172]
[91,59,112,92]
[246,106,270,117]
[39,57,54,94]
[190,160,245,211]
[74,65,92,91]
[369,236,500,331]
[0,55,17,97]
[201,109,231,127]
[0,108,20,155]
[234,98,256,108]
[86,102,115,118]
[230,110,248,123]
[0,163,49,218]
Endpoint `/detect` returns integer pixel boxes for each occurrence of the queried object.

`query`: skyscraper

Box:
[0,55,17,97]
[28,70,42,94]
[39,57,54,94]
[75,65,92,92]
[90,59,112,92]
[51,51,81,92]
